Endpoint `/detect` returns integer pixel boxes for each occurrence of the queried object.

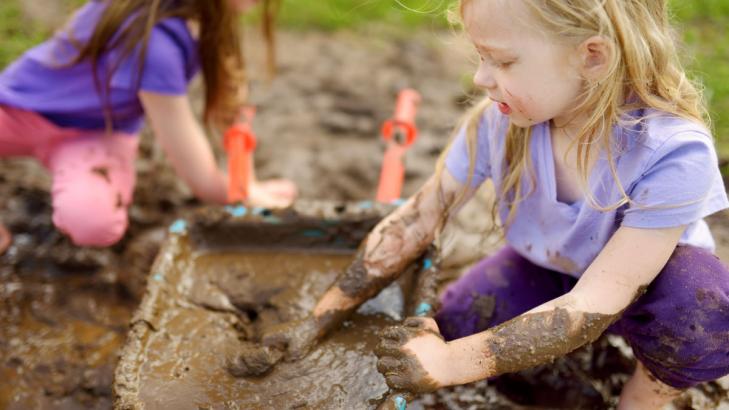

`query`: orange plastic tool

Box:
[376,89,421,203]
[224,107,258,204]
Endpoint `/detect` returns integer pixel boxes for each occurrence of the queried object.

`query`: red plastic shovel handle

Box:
[224,107,258,204]
[376,89,421,203]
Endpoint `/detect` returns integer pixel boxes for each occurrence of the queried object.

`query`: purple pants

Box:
[435,245,729,389]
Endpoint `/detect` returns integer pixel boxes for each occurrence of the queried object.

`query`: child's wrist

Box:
[444,337,492,386]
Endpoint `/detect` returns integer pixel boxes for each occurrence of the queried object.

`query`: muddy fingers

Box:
[227,341,284,377]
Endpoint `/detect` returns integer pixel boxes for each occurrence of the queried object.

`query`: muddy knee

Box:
[52,186,128,247]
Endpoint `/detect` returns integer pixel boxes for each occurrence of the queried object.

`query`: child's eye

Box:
[497,61,514,69]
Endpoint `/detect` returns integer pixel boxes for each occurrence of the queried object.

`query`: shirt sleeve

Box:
[621,131,729,228]
[444,108,493,187]
[110,24,189,95]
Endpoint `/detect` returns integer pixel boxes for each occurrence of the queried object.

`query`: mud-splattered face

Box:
[463,0,584,128]
[228,0,260,13]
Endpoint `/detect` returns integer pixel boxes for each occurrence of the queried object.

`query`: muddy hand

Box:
[228,341,284,377]
[262,315,321,361]
[375,317,450,394]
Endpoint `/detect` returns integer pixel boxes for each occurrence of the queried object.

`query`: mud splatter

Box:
[486,308,617,375]
[91,166,111,183]
[548,250,579,274]
[471,293,496,331]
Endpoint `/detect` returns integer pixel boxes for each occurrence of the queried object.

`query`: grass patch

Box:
[670,0,729,152]
[276,0,452,30]
[0,2,47,68]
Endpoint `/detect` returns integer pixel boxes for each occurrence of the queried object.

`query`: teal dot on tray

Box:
[225,205,248,217]
[168,219,187,234]
[394,395,407,410]
[153,273,164,282]
[423,258,433,270]
[415,302,432,316]
[303,229,326,238]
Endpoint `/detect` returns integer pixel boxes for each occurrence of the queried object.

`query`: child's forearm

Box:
[445,292,622,385]
[312,174,462,333]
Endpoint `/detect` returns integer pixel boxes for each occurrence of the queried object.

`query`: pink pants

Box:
[0,105,139,247]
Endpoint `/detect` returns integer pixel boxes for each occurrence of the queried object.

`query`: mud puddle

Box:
[2,3,729,406]
[0,270,134,410]
[116,241,415,409]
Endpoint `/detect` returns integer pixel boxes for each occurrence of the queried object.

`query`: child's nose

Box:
[473,63,497,90]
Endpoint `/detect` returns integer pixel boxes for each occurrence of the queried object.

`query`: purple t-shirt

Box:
[446,103,729,278]
[0,1,199,134]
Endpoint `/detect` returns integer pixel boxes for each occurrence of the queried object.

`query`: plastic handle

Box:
[376,145,406,203]
[224,107,258,203]
[376,89,421,203]
[381,89,421,147]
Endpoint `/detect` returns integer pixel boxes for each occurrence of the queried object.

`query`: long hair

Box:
[70,0,280,132]
[438,0,709,227]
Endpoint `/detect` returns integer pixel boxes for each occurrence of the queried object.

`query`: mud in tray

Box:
[113,201,427,410]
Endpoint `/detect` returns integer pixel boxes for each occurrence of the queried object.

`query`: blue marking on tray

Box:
[415,302,432,317]
[169,219,187,234]
[225,205,248,217]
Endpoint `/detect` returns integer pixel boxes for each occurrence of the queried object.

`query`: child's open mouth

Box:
[497,102,512,115]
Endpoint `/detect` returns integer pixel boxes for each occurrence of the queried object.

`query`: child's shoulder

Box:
[631,108,712,152]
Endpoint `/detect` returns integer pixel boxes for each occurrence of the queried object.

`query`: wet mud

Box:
[2,3,729,407]
[114,210,419,409]
[0,271,134,410]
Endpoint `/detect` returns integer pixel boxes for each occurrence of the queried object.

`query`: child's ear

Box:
[578,35,612,82]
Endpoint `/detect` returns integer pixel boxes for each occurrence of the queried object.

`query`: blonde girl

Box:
[0,0,296,248]
[263,1,729,409]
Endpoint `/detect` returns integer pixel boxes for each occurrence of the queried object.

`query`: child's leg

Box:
[435,246,576,340]
[46,133,139,247]
[618,361,681,410]
[1,105,74,252]
[0,105,66,157]
[614,245,729,409]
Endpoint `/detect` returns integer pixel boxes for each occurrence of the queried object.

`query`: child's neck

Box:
[548,115,599,204]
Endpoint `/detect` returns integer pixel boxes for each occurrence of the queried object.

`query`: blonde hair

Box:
[437,0,709,227]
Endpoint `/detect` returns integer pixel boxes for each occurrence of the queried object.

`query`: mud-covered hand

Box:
[261,316,322,361]
[375,317,454,394]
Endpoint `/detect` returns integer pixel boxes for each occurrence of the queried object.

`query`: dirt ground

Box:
[1,9,729,409]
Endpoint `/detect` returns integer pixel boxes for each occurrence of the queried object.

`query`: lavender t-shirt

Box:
[0,1,199,134]
[446,104,729,278]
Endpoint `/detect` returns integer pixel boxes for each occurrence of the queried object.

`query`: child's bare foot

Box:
[247,178,298,209]
[0,222,11,255]
[618,362,682,410]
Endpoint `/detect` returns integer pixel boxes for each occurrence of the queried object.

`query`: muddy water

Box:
[0,273,133,410]
[121,244,406,410]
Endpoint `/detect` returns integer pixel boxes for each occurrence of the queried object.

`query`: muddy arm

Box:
[261,171,474,360]
[312,171,470,335]
[427,225,686,387]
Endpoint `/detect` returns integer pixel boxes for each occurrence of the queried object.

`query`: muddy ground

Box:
[1,9,729,410]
